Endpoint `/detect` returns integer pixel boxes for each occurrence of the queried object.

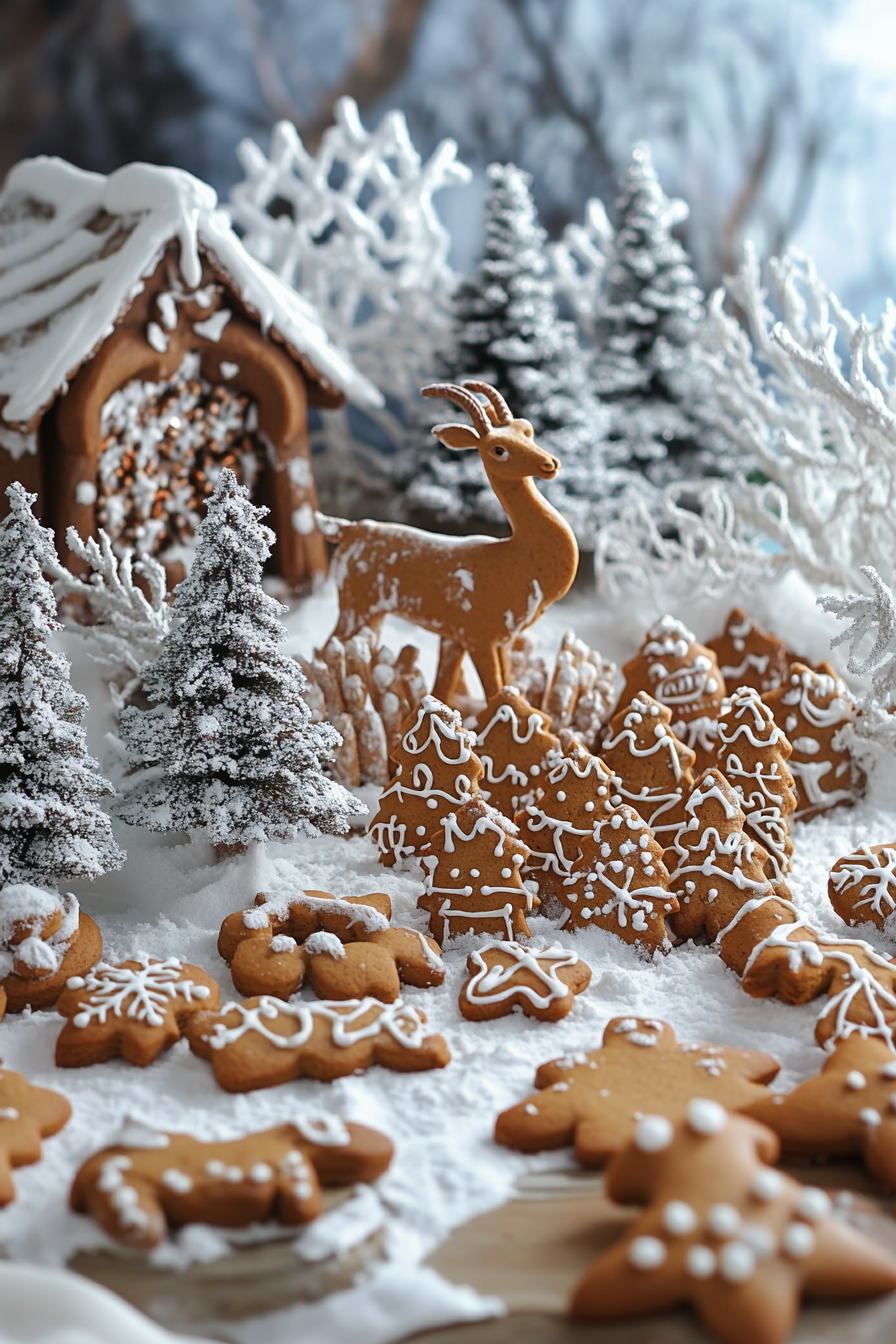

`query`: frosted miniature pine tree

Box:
[115,470,354,846]
[0,484,125,885]
[591,143,715,487]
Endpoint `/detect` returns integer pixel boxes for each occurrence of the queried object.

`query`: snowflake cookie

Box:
[55,956,221,1067]
[570,1106,896,1344]
[494,1016,778,1167]
[458,942,591,1022]
[829,843,896,931]
[0,1062,71,1206]
[71,1116,393,1251]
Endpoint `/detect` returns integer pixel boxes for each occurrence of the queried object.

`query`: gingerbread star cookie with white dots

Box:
[494,1016,779,1166]
[571,1103,896,1344]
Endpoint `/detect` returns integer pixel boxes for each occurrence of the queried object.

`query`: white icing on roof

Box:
[0,157,382,427]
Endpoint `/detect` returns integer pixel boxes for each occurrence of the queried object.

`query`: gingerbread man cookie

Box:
[828,843,896,930]
[707,607,789,694]
[186,995,451,1090]
[494,1016,778,1165]
[570,1104,896,1344]
[229,926,445,1003]
[71,1115,393,1250]
[763,662,864,820]
[218,889,393,964]
[475,686,558,819]
[0,1061,71,1206]
[459,942,591,1022]
[599,693,696,841]
[55,956,220,1068]
[716,687,797,883]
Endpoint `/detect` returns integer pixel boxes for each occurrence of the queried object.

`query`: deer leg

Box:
[433,639,467,705]
[471,642,505,704]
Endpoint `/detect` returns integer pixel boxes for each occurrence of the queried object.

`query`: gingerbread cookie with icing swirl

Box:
[459,941,591,1022]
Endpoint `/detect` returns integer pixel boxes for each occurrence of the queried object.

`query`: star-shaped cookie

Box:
[494,1016,779,1165]
[571,1104,896,1344]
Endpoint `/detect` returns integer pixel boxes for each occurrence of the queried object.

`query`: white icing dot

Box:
[585,801,594,812]
[205,1160,226,1178]
[501,868,512,878]
[450,868,460,879]
[627,1235,667,1270]
[796,1187,831,1222]
[0,1108,19,1121]
[556,791,567,802]
[707,1203,741,1238]
[524,1103,538,1116]
[845,1070,867,1091]
[783,1222,816,1258]
[750,1169,784,1201]
[718,1240,756,1283]
[416,826,427,836]
[226,1165,243,1182]
[470,868,480,878]
[427,798,438,808]
[686,1244,716,1279]
[74,480,97,507]
[161,1169,193,1194]
[633,1115,673,1153]
[879,1060,896,1079]
[249,1163,273,1183]
[662,1200,698,1236]
[687,1098,727,1136]
[860,1107,882,1127]
[740,1222,776,1258]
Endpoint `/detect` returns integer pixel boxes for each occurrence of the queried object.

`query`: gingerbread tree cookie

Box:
[459,942,591,1022]
[599,693,695,842]
[368,695,483,866]
[707,607,789,694]
[619,615,727,772]
[55,956,220,1067]
[716,687,797,883]
[229,926,445,1003]
[71,1116,393,1250]
[763,662,864,820]
[494,1016,779,1165]
[829,842,896,929]
[417,798,535,942]
[514,742,618,904]
[0,1061,71,1205]
[475,686,559,818]
[570,1105,896,1343]
[744,1036,896,1188]
[186,995,451,1090]
[559,803,677,949]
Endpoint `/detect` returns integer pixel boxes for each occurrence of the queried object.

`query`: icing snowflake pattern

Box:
[67,956,212,1029]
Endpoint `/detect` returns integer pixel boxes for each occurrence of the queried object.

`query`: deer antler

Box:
[461,380,513,426]
[422,383,490,438]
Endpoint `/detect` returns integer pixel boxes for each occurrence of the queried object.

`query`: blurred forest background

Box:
[2,0,894,312]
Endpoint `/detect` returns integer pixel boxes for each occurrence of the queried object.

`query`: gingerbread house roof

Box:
[0,157,382,435]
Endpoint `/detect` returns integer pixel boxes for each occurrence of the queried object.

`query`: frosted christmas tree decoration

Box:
[559,803,677,950]
[600,693,695,842]
[619,616,726,773]
[762,663,863,820]
[818,564,896,750]
[368,695,483,867]
[829,843,896,931]
[418,798,535,943]
[323,379,579,704]
[475,686,559,819]
[707,609,789,696]
[115,470,355,846]
[515,742,620,905]
[716,688,797,883]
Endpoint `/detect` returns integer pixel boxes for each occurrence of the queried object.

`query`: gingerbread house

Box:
[0,157,381,585]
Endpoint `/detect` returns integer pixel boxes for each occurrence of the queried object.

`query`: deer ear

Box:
[432,423,481,451]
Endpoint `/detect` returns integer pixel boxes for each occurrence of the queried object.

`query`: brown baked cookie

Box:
[763,662,864,820]
[0,1061,71,1205]
[71,1116,393,1251]
[716,687,797,883]
[218,889,392,964]
[706,607,789,694]
[458,942,591,1022]
[744,1036,896,1188]
[230,926,444,1003]
[494,1016,779,1166]
[559,802,677,950]
[599,693,696,842]
[570,1105,896,1344]
[55,956,220,1068]
[2,904,103,1014]
[619,616,727,773]
[828,843,896,930]
[475,686,559,819]
[418,797,536,942]
[0,985,5,1024]
[186,995,451,1090]
[368,695,484,866]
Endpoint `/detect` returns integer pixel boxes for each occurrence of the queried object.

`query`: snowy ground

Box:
[1,569,893,1344]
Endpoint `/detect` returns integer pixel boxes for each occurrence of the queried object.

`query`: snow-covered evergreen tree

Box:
[403,163,637,540]
[590,143,718,486]
[115,470,356,845]
[0,484,124,886]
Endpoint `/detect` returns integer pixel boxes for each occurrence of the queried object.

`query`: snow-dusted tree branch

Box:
[50,527,171,712]
[818,565,896,746]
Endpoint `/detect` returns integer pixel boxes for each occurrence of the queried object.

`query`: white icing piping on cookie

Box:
[464,942,577,1008]
[208,995,429,1052]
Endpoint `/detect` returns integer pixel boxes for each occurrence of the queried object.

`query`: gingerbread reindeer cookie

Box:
[763,662,864,820]
[570,1105,896,1344]
[707,607,789,694]
[599,693,695,842]
[716,687,797,883]
[495,1016,778,1165]
[475,686,558,818]
[828,842,896,930]
[368,696,483,866]
[459,942,591,1022]
[0,1062,71,1206]
[71,1116,393,1250]
[186,995,451,1090]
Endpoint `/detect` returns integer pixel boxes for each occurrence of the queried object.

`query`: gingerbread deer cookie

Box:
[475,686,558,819]
[186,996,451,1090]
[71,1115,393,1250]
[495,1016,779,1165]
[707,607,789,694]
[763,662,864,820]
[0,1062,71,1205]
[459,942,591,1022]
[716,687,797,883]
[828,843,896,930]
[599,693,695,842]
[570,1105,896,1344]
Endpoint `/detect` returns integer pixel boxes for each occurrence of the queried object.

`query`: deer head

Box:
[423,381,560,482]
